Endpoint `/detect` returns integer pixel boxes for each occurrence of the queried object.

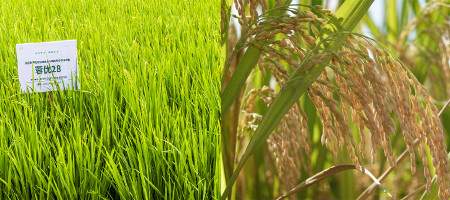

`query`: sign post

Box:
[16,40,79,93]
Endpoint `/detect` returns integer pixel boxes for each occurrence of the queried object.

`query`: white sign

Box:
[16,40,79,93]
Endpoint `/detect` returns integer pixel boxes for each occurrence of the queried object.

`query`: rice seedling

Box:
[221,0,450,199]
[0,0,220,199]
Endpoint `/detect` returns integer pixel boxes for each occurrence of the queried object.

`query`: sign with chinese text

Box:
[16,40,79,93]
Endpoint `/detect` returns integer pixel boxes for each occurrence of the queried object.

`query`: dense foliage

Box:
[0,0,220,199]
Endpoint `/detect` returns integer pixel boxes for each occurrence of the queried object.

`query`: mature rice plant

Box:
[0,0,220,199]
[221,0,450,199]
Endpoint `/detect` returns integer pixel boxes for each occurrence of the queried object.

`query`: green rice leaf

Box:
[221,0,375,199]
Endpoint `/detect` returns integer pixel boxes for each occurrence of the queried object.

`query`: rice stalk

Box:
[228,2,449,199]
[222,1,377,198]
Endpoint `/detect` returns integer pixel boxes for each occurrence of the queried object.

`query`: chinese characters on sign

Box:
[16,40,79,93]
[34,64,61,75]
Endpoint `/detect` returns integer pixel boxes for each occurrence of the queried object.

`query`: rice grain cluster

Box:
[233,4,450,198]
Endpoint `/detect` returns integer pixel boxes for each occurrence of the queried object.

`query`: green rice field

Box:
[0,0,220,199]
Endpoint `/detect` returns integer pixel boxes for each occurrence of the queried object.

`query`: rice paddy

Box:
[0,0,220,199]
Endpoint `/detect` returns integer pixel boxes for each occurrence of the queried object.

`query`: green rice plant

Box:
[0,0,220,199]
[221,0,450,199]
